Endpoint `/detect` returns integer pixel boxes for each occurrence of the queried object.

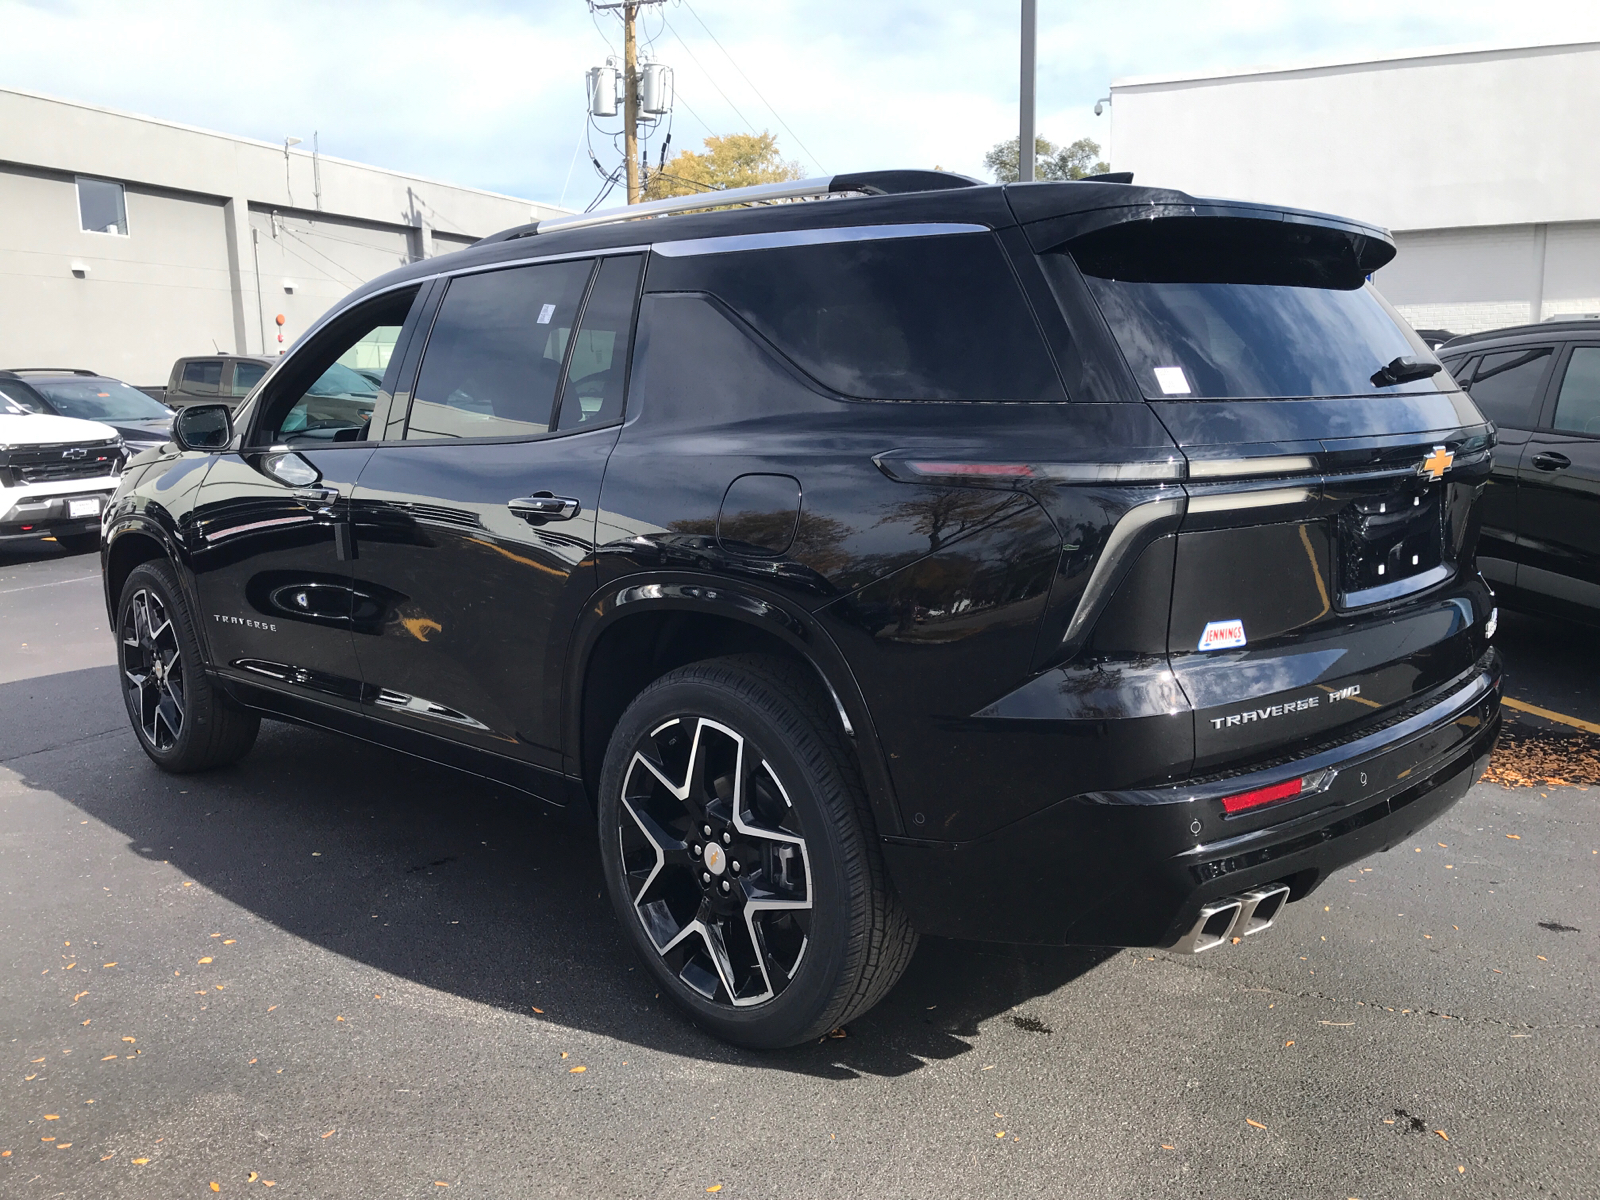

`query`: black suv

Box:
[1438,320,1600,624]
[102,171,1501,1047]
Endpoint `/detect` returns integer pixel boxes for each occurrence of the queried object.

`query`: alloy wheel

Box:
[122,587,186,752]
[618,716,813,1007]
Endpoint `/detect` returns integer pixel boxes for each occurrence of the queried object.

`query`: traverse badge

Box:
[1198,619,1247,651]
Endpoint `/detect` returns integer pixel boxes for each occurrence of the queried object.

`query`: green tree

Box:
[644,131,804,200]
[982,135,1109,183]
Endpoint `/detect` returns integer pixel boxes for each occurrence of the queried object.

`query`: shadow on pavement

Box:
[4,666,1113,1081]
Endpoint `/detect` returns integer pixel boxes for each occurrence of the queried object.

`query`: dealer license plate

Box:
[69,498,101,518]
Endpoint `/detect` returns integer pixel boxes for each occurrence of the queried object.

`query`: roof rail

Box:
[6,368,99,376]
[474,169,983,247]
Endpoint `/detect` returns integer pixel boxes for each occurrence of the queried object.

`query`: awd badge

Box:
[1198,619,1247,651]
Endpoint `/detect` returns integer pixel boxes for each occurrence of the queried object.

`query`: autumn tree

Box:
[644,131,805,200]
[982,135,1109,183]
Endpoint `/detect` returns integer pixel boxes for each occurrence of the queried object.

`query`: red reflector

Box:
[908,461,1034,477]
[1220,777,1303,815]
[20,525,33,531]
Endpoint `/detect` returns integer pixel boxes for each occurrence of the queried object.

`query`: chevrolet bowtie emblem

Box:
[61,446,88,460]
[1418,445,1454,481]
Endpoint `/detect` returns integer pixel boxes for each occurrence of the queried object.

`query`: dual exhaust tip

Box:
[1175,884,1292,954]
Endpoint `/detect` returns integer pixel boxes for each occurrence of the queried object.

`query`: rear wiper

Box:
[1371,356,1442,388]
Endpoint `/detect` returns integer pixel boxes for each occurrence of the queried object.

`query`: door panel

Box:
[1517,344,1600,609]
[349,427,619,766]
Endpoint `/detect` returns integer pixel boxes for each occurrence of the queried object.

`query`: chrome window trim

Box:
[650,223,990,258]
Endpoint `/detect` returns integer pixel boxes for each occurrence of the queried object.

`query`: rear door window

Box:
[1551,346,1600,435]
[1469,347,1553,429]
[1060,216,1439,400]
[182,359,223,395]
[554,254,642,431]
[231,361,268,397]
[406,259,593,441]
[646,232,1063,401]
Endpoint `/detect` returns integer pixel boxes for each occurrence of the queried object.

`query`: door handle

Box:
[294,487,340,505]
[1532,452,1571,471]
[508,495,581,523]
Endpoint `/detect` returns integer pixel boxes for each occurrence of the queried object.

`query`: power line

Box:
[679,0,826,174]
[661,15,759,135]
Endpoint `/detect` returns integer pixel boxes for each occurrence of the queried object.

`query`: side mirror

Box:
[172,403,233,451]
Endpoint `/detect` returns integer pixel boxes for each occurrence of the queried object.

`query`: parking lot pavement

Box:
[3,543,1597,1199]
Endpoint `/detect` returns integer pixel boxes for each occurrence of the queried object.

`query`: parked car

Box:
[1413,328,1458,349]
[0,386,123,554]
[164,354,273,410]
[103,171,1501,1047]
[0,368,171,455]
[1439,319,1600,624]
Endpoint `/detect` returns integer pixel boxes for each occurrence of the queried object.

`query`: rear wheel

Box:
[117,561,259,772]
[54,532,101,555]
[598,655,917,1048]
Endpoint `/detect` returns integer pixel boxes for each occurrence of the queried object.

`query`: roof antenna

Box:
[212,338,223,354]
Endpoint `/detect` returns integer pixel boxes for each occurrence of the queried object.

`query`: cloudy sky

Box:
[5,0,1600,209]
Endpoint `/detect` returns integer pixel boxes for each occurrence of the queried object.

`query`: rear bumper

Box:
[883,650,1501,946]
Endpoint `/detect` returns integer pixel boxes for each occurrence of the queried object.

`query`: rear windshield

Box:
[646,232,1063,401]
[1062,218,1442,400]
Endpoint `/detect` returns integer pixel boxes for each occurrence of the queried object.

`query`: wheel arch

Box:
[103,520,176,628]
[564,575,904,839]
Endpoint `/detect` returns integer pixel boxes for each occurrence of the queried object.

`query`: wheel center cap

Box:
[702,842,726,876]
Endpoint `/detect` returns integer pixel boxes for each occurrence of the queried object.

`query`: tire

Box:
[54,532,101,555]
[598,654,917,1048]
[117,560,260,772]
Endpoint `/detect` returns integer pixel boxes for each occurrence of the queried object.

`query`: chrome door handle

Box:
[1532,452,1571,471]
[508,495,581,523]
[294,487,340,505]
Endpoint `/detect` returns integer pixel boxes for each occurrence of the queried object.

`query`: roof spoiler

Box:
[472,169,984,247]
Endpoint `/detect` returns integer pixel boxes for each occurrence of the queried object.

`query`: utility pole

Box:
[623,3,641,203]
[1019,0,1036,183]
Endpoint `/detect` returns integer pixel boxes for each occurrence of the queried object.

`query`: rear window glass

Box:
[1062,217,1441,400]
[646,232,1063,401]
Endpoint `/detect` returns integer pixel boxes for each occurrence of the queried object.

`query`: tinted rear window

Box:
[646,232,1063,401]
[1063,217,1442,400]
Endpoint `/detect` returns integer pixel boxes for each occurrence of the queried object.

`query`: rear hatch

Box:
[1040,209,1494,772]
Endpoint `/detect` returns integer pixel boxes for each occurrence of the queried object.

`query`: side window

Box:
[231,361,268,397]
[1467,346,1552,429]
[182,360,223,395]
[253,288,422,446]
[554,254,642,431]
[1439,355,1472,385]
[1552,346,1600,435]
[645,233,1064,401]
[406,259,593,441]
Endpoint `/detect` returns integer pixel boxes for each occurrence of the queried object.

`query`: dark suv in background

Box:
[103,171,1500,1047]
[1438,321,1600,625]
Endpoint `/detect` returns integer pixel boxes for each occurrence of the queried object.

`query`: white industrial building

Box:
[0,87,566,386]
[1108,40,1600,336]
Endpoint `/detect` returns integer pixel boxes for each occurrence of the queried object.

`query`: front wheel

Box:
[598,655,917,1048]
[117,561,260,772]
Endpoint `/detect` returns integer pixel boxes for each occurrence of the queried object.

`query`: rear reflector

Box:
[1220,777,1302,815]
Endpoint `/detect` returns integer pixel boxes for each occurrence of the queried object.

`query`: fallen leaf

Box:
[102,1055,117,1061]
[561,1052,568,1058]
[1284,1040,1294,1047]
[224,940,236,945]
[707,1188,723,1194]
[321,1130,335,1138]
[268,1006,278,1012]
[211,933,221,938]
[132,1158,150,1164]
[1,1150,9,1157]
[1161,1144,1175,1150]
[73,991,88,1002]
[531,1007,544,1014]
[1506,834,1520,839]
[1435,1130,1449,1140]
[81,1019,91,1026]
[1537,955,1548,961]
[250,1059,257,1064]
[828,1027,848,1038]
[198,957,212,964]
[1320,1021,1355,1026]
[211,1183,221,1192]
[1246,1119,1267,1130]
[25,1074,37,1080]
[44,1114,60,1120]
[57,1143,72,1149]
[123,1037,135,1043]
[1459,1165,1466,1174]
[101,1153,114,1160]
[102,963,115,969]
[263,1183,275,1188]
[1231,936,1242,944]
[249,1172,259,1182]
[1438,842,1447,848]
[42,1136,55,1142]
[336,1016,345,1022]
[31,1058,45,1063]
[435,1184,450,1189]
[569,1065,587,1073]
[995,1130,1005,1138]
[64,962,76,969]
[183,882,194,887]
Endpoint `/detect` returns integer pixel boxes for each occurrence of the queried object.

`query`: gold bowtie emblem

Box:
[1419,446,1454,481]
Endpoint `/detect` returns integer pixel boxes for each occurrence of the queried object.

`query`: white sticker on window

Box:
[537,303,556,325]
[1153,366,1191,395]
[1198,620,1247,651]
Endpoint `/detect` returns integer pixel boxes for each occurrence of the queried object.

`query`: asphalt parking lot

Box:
[3,540,1597,1199]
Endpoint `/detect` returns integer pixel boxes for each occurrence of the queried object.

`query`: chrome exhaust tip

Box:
[1232,884,1292,939]
[1176,897,1244,954]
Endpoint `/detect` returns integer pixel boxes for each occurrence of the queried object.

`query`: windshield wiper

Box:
[1371,356,1442,388]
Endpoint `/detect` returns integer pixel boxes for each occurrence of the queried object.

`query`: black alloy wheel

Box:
[116,562,260,771]
[598,655,918,1048]
[122,584,186,752]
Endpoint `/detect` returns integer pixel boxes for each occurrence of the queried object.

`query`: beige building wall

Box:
[0,87,566,384]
